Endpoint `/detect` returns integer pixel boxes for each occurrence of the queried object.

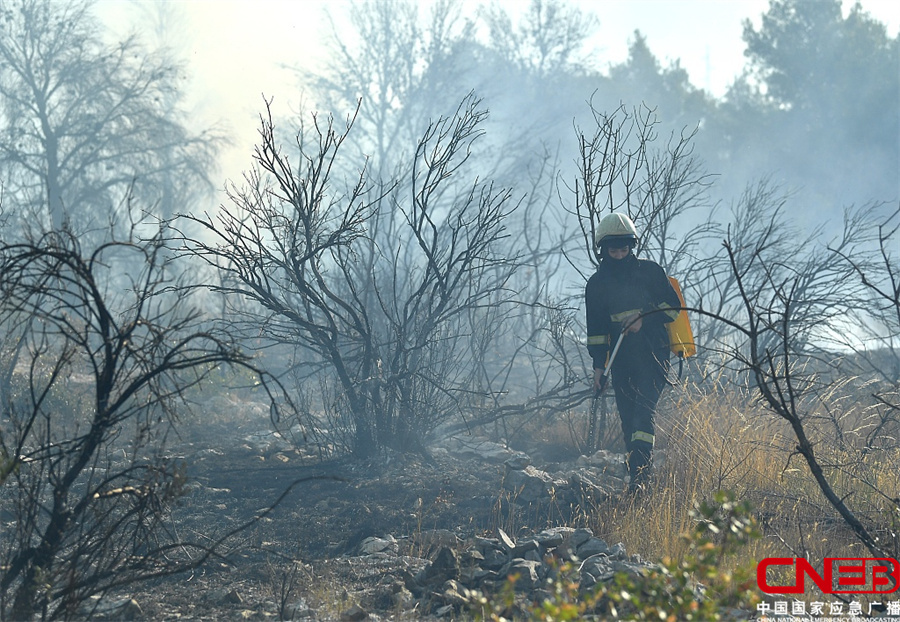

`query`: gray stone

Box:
[461,566,498,585]
[497,527,516,551]
[419,546,459,585]
[507,559,542,591]
[580,553,615,586]
[473,536,501,551]
[340,604,369,621]
[504,466,558,502]
[609,542,627,559]
[360,534,398,555]
[511,538,539,557]
[223,589,243,604]
[503,453,532,470]
[566,471,612,502]
[440,579,469,607]
[577,537,610,558]
[443,436,518,463]
[597,449,625,464]
[610,559,652,581]
[481,548,508,570]
[564,527,594,549]
[534,527,575,548]
[309,468,669,613]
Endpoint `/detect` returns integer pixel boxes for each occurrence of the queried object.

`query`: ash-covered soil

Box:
[92,389,643,621]
[124,432,531,621]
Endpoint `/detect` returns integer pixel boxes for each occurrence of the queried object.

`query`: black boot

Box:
[627,440,653,493]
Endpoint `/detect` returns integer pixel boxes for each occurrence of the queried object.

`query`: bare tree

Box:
[308,0,474,180]
[830,207,900,381]
[0,0,222,234]
[657,202,900,568]
[827,206,900,474]
[720,240,898,564]
[0,225,282,620]
[689,185,887,372]
[569,101,714,279]
[179,93,593,460]
[480,0,598,78]
[306,0,598,204]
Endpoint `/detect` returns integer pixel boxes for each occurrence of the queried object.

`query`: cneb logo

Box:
[757,557,900,594]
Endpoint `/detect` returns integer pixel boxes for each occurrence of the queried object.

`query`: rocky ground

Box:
[90,411,665,621]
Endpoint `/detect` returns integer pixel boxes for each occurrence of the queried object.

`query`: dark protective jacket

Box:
[585,253,681,478]
[585,254,680,371]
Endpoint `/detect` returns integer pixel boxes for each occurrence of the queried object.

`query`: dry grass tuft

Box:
[566,376,900,604]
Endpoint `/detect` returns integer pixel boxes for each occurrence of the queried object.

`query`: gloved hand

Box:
[623,312,643,334]
[593,368,603,390]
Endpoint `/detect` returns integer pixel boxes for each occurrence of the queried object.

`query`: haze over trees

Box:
[708,0,900,218]
[0,1,244,617]
[0,0,221,236]
[0,0,898,617]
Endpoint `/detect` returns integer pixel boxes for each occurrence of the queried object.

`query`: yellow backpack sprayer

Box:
[666,277,695,360]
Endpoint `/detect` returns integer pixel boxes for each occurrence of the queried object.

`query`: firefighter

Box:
[585,213,681,492]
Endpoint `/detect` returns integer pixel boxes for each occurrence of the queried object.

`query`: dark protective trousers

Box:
[610,339,669,487]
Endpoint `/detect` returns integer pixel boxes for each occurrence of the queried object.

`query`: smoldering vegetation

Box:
[0,0,898,619]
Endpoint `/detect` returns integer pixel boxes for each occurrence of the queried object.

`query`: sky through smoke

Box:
[97,0,900,194]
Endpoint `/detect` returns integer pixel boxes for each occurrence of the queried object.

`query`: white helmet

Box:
[594,213,639,249]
